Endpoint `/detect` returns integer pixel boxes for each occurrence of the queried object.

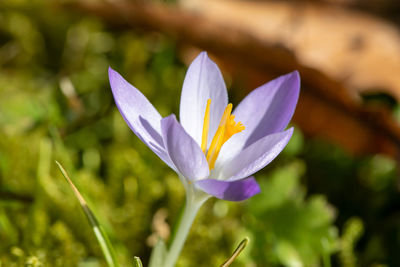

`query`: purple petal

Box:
[235,71,300,142]
[161,115,209,181]
[109,67,175,170]
[218,128,293,181]
[179,52,228,146]
[195,177,260,201]
[218,72,299,163]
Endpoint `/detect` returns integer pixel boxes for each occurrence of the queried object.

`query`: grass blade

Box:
[220,237,249,267]
[55,161,119,267]
[133,256,143,267]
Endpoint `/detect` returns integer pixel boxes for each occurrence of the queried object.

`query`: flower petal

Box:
[179,52,228,146]
[161,114,209,181]
[235,71,300,141]
[218,72,299,163]
[195,177,260,201]
[218,128,293,181]
[109,67,175,170]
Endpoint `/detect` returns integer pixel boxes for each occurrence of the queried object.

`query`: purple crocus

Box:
[109,52,300,202]
[110,52,299,267]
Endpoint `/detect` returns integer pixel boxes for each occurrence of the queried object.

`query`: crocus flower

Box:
[110,51,299,267]
[109,52,300,202]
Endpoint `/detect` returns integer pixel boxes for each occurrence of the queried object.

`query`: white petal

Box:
[179,52,228,146]
[218,128,293,181]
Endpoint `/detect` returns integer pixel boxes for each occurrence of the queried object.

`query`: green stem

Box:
[163,195,206,267]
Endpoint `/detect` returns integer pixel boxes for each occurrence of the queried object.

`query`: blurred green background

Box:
[1,1,399,266]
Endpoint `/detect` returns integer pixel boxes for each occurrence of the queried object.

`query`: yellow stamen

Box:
[201,99,211,153]
[204,103,245,170]
[206,104,231,169]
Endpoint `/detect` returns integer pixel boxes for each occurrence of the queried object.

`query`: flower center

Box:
[201,99,245,170]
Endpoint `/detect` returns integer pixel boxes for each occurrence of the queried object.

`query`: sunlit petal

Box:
[179,52,228,146]
[219,128,293,181]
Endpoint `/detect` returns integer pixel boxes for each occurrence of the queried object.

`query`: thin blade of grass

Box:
[220,237,249,267]
[133,256,143,267]
[55,161,119,267]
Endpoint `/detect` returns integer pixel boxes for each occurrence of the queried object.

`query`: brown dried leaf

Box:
[181,0,400,100]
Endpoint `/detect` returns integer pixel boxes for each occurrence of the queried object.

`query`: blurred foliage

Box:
[339,217,364,267]
[0,0,399,267]
[246,160,337,267]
